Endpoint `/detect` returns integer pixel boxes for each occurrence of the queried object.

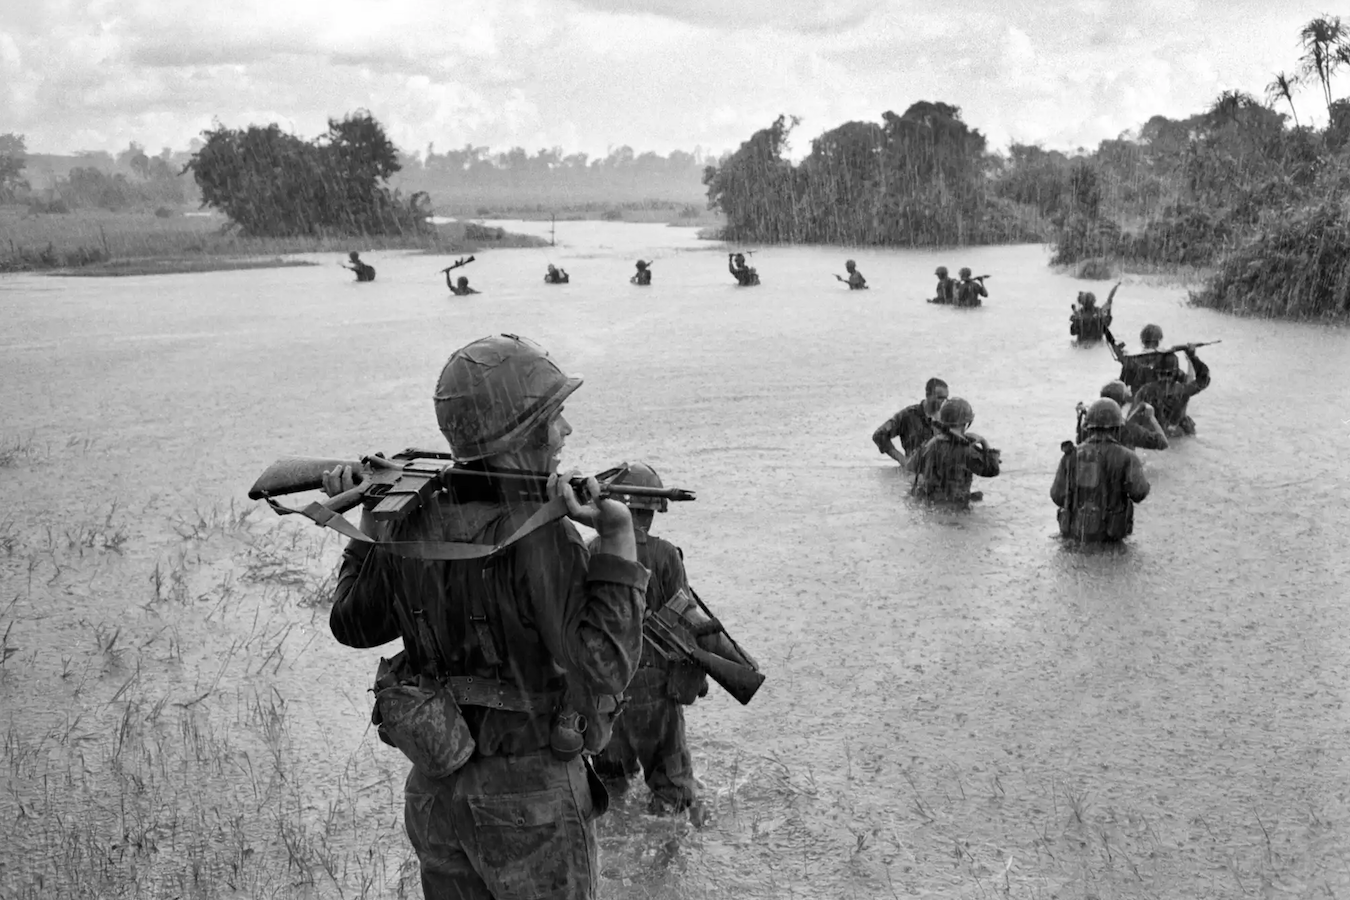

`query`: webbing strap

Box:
[265,495,569,560]
[447,676,555,714]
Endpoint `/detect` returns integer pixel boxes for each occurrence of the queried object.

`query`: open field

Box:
[0,207,548,275]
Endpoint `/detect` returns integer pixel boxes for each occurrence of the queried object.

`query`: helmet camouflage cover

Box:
[959,267,972,278]
[433,334,582,462]
[610,461,667,512]
[1140,323,1164,345]
[1099,380,1131,406]
[1084,397,1125,429]
[935,266,948,277]
[938,397,974,427]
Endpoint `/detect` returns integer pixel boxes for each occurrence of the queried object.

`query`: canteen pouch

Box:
[371,652,476,779]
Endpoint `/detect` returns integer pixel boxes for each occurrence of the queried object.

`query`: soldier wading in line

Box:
[909,397,1001,506]
[322,333,647,900]
[587,462,715,826]
[1052,397,1151,543]
[872,377,948,469]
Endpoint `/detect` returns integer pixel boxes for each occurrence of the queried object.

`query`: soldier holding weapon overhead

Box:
[441,256,478,295]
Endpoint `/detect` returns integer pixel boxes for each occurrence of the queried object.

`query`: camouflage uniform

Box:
[1070,298,1111,341]
[588,529,704,812]
[1134,350,1210,435]
[955,276,986,308]
[1051,433,1150,542]
[872,403,936,459]
[910,433,1000,506]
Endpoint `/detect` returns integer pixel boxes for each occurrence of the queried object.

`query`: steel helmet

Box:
[1140,323,1163,345]
[845,259,856,269]
[457,276,470,288]
[935,266,948,277]
[1099,380,1131,406]
[1084,398,1124,429]
[959,267,972,278]
[609,461,667,512]
[433,334,583,462]
[734,253,745,263]
[1080,292,1097,306]
[635,260,648,270]
[937,397,974,427]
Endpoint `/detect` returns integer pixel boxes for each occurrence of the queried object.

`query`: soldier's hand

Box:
[321,465,359,497]
[1184,343,1197,354]
[551,469,631,535]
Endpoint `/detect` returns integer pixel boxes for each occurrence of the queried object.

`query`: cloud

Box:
[0,0,1341,161]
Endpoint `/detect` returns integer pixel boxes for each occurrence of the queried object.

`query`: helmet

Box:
[1084,398,1124,429]
[959,267,972,278]
[1080,292,1097,306]
[457,276,469,288]
[635,260,647,270]
[547,264,558,273]
[1140,323,1163,345]
[609,461,667,512]
[348,251,360,261]
[1099,380,1130,406]
[935,266,948,277]
[734,253,745,263]
[845,259,856,269]
[937,397,974,427]
[433,334,583,461]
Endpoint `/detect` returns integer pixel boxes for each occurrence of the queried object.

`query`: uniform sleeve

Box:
[872,413,902,453]
[1126,452,1151,503]
[329,541,403,648]
[518,523,648,696]
[1050,454,1069,507]
[965,441,1001,477]
[653,541,689,613]
[1124,421,1168,450]
[1184,355,1210,396]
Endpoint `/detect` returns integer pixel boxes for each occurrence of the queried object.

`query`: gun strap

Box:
[265,495,568,561]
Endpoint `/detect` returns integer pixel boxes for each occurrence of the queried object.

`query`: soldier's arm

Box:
[521,524,648,695]
[1126,453,1151,503]
[965,438,1000,478]
[329,541,403,648]
[1184,352,1210,395]
[872,414,906,462]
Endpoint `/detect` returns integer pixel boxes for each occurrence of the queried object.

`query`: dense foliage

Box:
[185,111,430,237]
[702,105,1042,247]
[1,133,28,200]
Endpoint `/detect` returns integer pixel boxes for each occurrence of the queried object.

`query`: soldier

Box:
[1070,282,1117,342]
[1052,398,1150,543]
[872,377,948,468]
[728,252,760,286]
[909,397,1001,506]
[1133,344,1210,436]
[835,259,867,289]
[544,264,570,284]
[343,251,376,282]
[955,268,987,307]
[929,266,956,304]
[1115,323,1172,390]
[322,334,647,900]
[448,274,480,296]
[587,462,710,826]
[631,260,652,285]
[1093,380,1168,450]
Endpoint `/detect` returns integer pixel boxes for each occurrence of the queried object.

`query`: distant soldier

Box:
[835,259,867,290]
[1115,323,1173,391]
[1093,380,1168,450]
[447,274,480,296]
[909,397,1001,507]
[1133,344,1210,436]
[587,462,716,826]
[1052,398,1150,543]
[631,260,652,285]
[728,252,760,286]
[343,251,376,282]
[1070,283,1117,342]
[955,268,987,307]
[872,377,949,468]
[929,266,956,304]
[544,264,570,284]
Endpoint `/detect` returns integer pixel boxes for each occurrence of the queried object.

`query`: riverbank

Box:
[448,199,724,229]
[0,207,548,276]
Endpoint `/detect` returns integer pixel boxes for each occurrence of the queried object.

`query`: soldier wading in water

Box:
[322,334,647,899]
[1052,397,1151,543]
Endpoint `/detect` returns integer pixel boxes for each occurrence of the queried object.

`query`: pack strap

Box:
[265,495,568,560]
[446,676,556,714]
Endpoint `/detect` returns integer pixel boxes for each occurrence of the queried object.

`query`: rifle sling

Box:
[265,495,568,561]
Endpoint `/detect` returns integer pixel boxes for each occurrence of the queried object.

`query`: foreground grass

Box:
[0,207,548,276]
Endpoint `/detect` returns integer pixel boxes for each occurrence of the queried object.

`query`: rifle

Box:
[930,418,999,457]
[438,255,475,273]
[1120,339,1221,359]
[643,587,764,706]
[248,449,695,523]
[1073,403,1087,444]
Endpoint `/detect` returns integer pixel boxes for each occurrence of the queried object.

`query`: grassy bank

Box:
[0,207,548,276]
[450,199,724,229]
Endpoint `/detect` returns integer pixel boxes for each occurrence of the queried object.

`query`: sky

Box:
[0,0,1341,162]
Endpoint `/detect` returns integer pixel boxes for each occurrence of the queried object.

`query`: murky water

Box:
[2,221,1349,899]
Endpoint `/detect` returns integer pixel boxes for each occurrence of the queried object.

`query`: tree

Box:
[1266,71,1301,128]
[0,133,27,196]
[1297,15,1348,119]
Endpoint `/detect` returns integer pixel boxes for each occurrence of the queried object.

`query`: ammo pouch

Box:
[666,661,709,706]
[372,652,475,780]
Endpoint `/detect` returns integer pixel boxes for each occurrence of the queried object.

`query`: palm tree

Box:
[1266,71,1301,127]
[1297,15,1348,119]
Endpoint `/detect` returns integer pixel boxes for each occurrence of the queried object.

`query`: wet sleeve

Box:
[1124,421,1168,450]
[872,413,901,453]
[329,541,403,648]
[1185,355,1210,396]
[966,442,1001,478]
[1126,453,1151,503]
[1050,455,1069,507]
[654,541,689,613]
[519,524,648,695]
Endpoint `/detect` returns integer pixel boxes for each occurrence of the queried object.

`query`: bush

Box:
[1075,257,1115,279]
[27,198,70,215]
[600,208,624,221]
[464,223,505,241]
[154,206,174,218]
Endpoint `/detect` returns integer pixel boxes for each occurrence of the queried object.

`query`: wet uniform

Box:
[872,403,936,459]
[588,529,704,811]
[844,270,866,289]
[1134,352,1210,435]
[730,259,759,286]
[350,261,376,282]
[545,270,570,284]
[931,277,956,304]
[1120,416,1168,450]
[1051,434,1150,542]
[910,433,1000,506]
[1070,305,1110,341]
[329,492,647,900]
[956,278,986,308]
[632,269,652,286]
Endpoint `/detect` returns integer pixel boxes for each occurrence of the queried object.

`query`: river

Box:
[1,221,1348,899]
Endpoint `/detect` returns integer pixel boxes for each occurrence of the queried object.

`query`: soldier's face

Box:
[546,410,571,471]
[925,387,949,416]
